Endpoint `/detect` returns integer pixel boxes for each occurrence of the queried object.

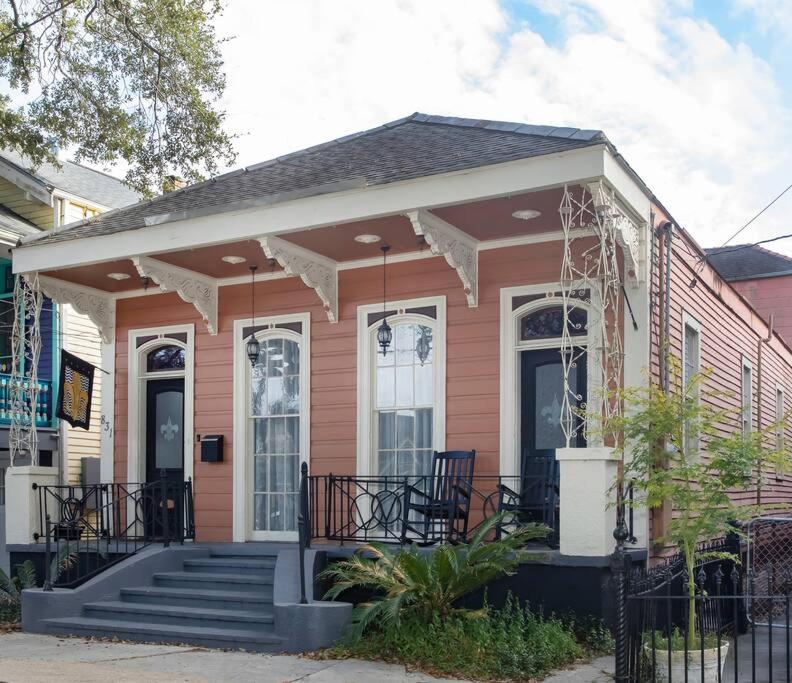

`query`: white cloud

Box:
[214,0,792,251]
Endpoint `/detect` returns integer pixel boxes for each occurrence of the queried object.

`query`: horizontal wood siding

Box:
[650,207,792,546]
[114,243,570,542]
[63,305,103,484]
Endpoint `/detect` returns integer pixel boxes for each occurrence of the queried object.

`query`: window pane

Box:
[283,339,299,375]
[254,456,267,492]
[394,324,414,365]
[269,494,284,531]
[269,417,286,454]
[377,367,395,408]
[254,419,268,454]
[283,376,300,414]
[267,338,284,375]
[378,451,395,476]
[398,450,415,476]
[146,345,185,372]
[396,410,415,449]
[270,455,285,492]
[395,365,413,406]
[154,390,183,469]
[267,375,285,415]
[378,411,396,450]
[416,408,433,448]
[415,363,433,405]
[534,363,566,450]
[285,416,300,454]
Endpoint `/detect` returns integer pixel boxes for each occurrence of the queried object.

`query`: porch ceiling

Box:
[35,188,566,293]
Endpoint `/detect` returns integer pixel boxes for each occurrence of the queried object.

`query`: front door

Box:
[520,348,586,463]
[145,377,185,538]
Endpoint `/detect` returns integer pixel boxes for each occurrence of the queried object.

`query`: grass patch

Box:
[320,597,594,681]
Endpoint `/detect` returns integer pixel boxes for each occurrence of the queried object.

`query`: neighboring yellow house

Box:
[0,149,140,486]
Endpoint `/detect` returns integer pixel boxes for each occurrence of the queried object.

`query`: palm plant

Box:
[320,514,548,641]
[0,560,36,623]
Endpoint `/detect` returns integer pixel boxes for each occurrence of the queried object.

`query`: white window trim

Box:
[356,296,446,478]
[776,382,785,479]
[499,283,602,479]
[681,311,701,454]
[741,355,753,435]
[126,324,195,485]
[232,312,311,542]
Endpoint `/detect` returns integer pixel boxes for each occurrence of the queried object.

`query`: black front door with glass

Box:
[520,347,586,474]
[145,377,185,483]
[144,378,185,539]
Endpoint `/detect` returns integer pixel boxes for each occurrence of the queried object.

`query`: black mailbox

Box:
[201,434,224,462]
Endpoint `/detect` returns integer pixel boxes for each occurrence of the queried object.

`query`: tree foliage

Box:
[597,363,791,646]
[0,0,235,194]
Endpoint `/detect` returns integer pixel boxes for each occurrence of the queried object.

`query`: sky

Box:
[212,0,792,253]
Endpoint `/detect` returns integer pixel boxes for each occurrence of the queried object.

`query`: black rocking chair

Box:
[400,450,476,544]
[496,449,559,547]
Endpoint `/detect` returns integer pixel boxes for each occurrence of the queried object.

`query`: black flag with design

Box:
[56,350,95,430]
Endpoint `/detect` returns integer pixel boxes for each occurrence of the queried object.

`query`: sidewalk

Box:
[0,632,614,682]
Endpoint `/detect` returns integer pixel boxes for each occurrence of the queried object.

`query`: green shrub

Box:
[0,560,36,624]
[320,514,549,641]
[324,596,583,681]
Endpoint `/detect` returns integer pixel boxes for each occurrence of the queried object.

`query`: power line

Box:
[706,231,792,258]
[719,180,792,248]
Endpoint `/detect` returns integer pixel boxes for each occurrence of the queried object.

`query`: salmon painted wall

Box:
[729,275,792,347]
[650,207,792,522]
[114,243,572,541]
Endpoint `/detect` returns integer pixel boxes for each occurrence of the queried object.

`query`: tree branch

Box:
[0,0,79,43]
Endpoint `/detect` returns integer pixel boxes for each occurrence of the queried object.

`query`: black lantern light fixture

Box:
[246,264,261,366]
[377,245,392,357]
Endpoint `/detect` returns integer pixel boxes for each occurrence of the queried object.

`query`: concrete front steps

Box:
[42,548,287,652]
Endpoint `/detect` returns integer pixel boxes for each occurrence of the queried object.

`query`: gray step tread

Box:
[44,616,285,644]
[153,571,274,585]
[84,600,275,624]
[184,558,276,569]
[121,586,274,603]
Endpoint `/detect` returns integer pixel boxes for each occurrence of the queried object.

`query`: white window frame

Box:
[127,324,195,485]
[741,356,753,436]
[232,312,310,542]
[356,296,446,478]
[499,283,601,478]
[776,383,785,479]
[681,311,701,455]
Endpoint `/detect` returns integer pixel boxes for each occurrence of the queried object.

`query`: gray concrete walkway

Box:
[0,632,615,682]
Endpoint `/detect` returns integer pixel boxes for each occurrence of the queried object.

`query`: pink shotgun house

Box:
[8,114,792,650]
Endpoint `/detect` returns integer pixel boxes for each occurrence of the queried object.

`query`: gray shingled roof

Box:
[0,148,141,209]
[705,245,792,281]
[21,113,605,248]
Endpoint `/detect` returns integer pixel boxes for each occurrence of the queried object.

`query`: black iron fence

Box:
[34,480,194,588]
[612,524,792,682]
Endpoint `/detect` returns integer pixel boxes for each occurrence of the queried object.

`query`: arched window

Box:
[519,306,587,342]
[373,320,435,478]
[146,345,186,372]
[249,334,301,534]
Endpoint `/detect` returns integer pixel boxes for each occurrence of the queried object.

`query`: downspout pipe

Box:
[660,221,673,394]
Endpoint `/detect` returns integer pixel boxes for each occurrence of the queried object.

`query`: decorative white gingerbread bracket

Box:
[35,274,116,343]
[132,256,218,334]
[587,181,642,287]
[407,209,478,307]
[259,235,338,322]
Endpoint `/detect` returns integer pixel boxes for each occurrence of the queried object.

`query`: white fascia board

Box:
[602,149,652,225]
[12,144,608,274]
[0,158,52,206]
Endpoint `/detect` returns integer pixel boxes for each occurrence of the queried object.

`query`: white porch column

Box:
[4,466,59,544]
[556,447,619,557]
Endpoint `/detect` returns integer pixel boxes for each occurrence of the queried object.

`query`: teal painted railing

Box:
[0,374,53,426]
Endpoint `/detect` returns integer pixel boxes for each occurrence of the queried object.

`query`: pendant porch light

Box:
[246,264,261,366]
[377,245,392,357]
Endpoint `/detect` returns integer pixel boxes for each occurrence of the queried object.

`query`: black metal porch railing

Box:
[304,472,562,546]
[33,480,195,589]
